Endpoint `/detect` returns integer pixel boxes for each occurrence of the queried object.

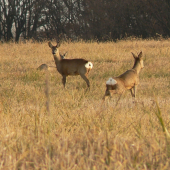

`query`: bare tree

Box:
[0,0,15,41]
[1,0,170,42]
[13,0,28,42]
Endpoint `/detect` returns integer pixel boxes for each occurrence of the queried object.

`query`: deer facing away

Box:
[103,51,144,100]
[48,42,93,88]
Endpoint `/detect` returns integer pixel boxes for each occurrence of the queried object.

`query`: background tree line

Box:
[1,0,170,42]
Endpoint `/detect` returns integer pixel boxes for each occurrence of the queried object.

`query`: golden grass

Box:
[0,39,170,169]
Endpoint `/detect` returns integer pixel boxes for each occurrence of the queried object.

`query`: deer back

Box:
[58,59,89,76]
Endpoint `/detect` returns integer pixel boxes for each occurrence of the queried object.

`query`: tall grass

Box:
[0,39,170,169]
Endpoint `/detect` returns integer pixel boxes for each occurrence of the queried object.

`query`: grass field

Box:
[0,39,170,169]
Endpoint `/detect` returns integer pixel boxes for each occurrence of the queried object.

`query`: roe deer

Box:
[48,42,93,88]
[37,64,57,71]
[37,52,68,70]
[103,51,144,100]
[37,64,48,70]
[60,52,68,59]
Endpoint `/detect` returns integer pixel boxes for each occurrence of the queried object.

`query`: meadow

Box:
[0,39,170,169]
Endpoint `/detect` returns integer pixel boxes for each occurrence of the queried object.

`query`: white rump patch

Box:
[106,78,117,85]
[85,62,93,69]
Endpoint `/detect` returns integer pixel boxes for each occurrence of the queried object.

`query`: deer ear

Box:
[64,52,68,57]
[138,51,143,58]
[131,52,137,59]
[56,40,61,48]
[48,42,53,48]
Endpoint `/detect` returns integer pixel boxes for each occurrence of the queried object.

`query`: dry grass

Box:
[0,39,170,169]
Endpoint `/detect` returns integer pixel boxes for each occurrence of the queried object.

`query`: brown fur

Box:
[48,42,93,88]
[103,51,144,100]
[60,52,67,59]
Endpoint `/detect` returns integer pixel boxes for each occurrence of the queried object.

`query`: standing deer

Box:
[103,51,144,100]
[48,42,93,88]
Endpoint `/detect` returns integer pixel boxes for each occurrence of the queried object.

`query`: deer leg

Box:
[130,88,135,97]
[130,86,137,98]
[102,89,111,100]
[134,85,137,98]
[62,75,66,88]
[80,74,90,88]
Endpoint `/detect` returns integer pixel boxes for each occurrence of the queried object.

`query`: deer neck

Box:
[53,52,61,65]
[132,61,142,74]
